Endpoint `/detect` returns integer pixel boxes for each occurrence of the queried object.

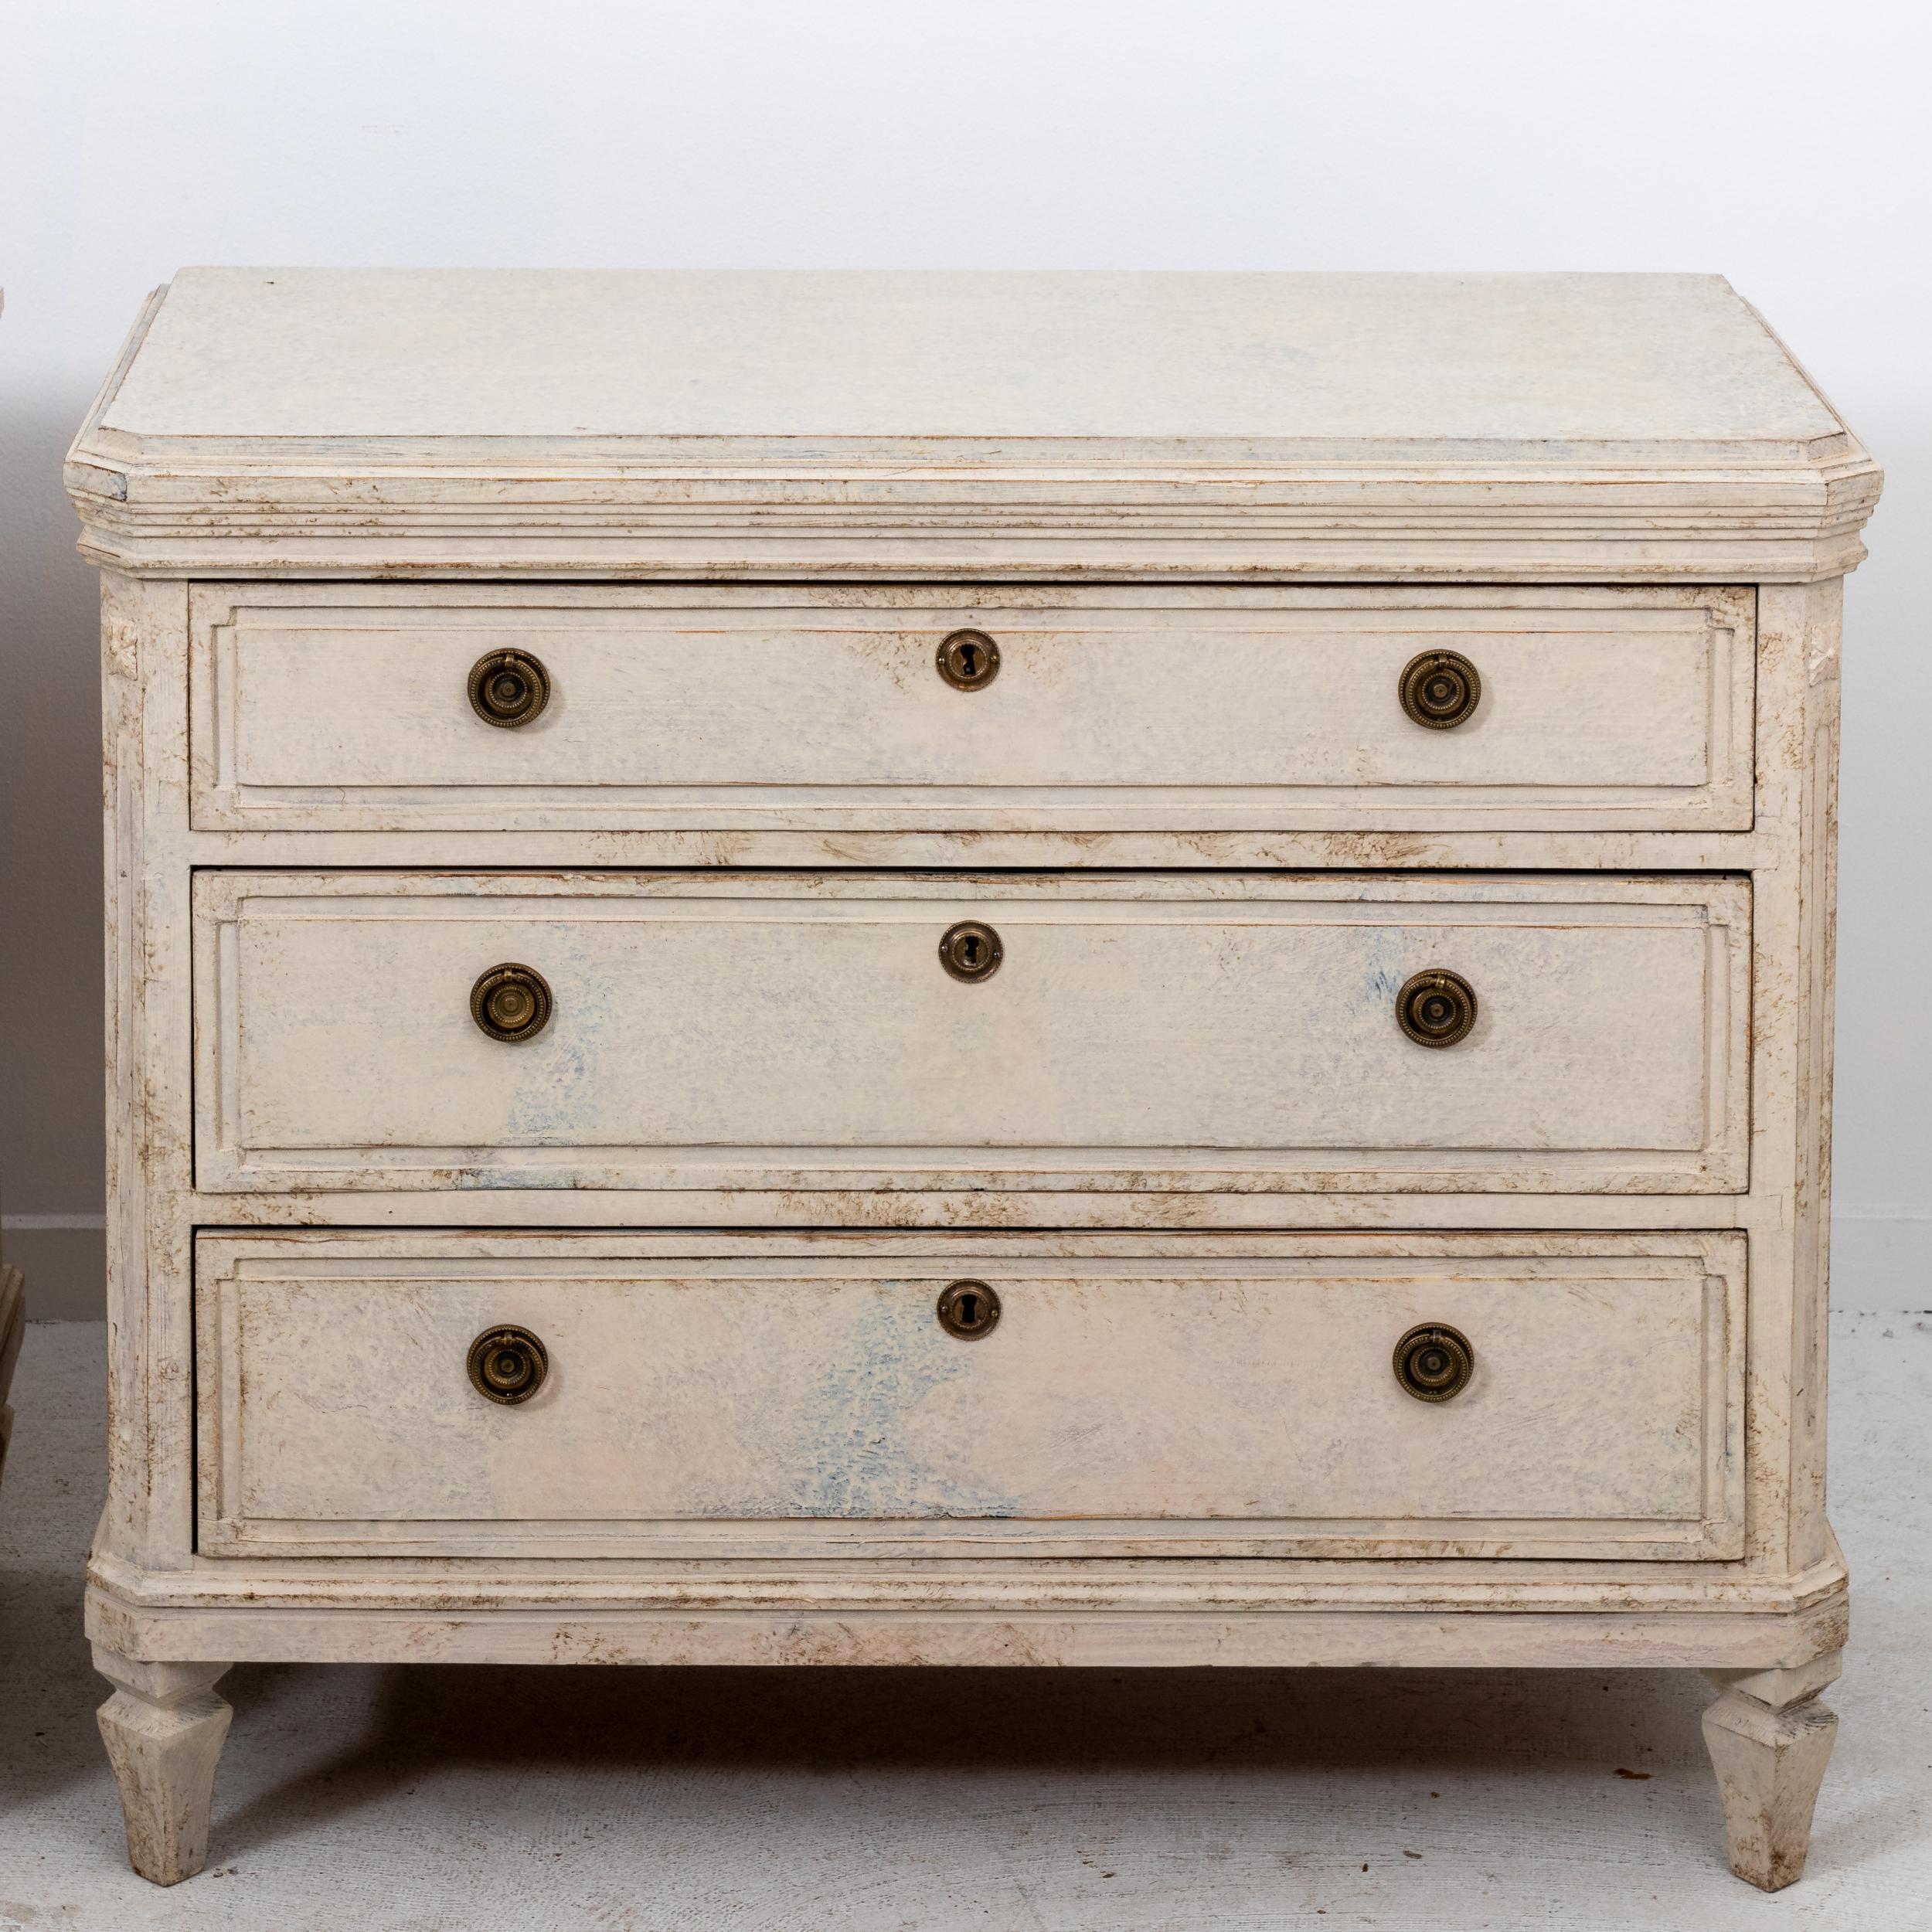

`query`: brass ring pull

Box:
[939,920,1002,983]
[937,1280,1002,1339]
[470,963,553,1043]
[468,648,552,727]
[937,628,1000,691]
[1396,968,1477,1048]
[1393,1323,1474,1403]
[468,1325,549,1404]
[1399,650,1481,729]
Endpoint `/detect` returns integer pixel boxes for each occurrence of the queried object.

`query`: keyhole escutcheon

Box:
[937,628,1001,691]
[937,1280,1002,1339]
[939,920,1003,983]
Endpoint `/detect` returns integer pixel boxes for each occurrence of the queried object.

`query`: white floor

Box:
[1,1308,1926,1932]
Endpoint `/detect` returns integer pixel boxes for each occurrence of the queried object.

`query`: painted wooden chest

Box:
[67,270,1879,1888]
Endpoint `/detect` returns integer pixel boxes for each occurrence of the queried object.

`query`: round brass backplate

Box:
[1393,1322,1474,1403]
[468,648,552,727]
[1399,649,1481,730]
[1395,968,1478,1049]
[938,920,1002,983]
[470,962,554,1043]
[937,1280,1002,1339]
[937,628,1001,691]
[467,1325,550,1404]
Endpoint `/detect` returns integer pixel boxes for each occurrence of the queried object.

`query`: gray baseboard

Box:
[1832,1213,1932,1308]
[0,1223,107,1321]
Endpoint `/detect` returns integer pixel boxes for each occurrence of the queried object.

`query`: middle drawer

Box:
[194,872,1748,1195]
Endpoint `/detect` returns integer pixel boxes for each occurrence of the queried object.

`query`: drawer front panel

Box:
[193,872,1748,1195]
[189,585,1753,834]
[195,1230,1746,1561]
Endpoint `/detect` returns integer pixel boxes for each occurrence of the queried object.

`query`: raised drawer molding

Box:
[189,585,1755,834]
[72,270,1877,1891]
[196,1231,1745,1563]
[194,871,1750,1195]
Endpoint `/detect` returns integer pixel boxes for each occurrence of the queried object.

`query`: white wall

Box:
[3,0,1928,1309]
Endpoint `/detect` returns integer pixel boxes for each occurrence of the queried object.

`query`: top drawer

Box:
[189,586,1753,835]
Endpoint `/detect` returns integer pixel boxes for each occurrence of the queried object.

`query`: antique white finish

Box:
[68,270,1877,582]
[1702,1651,1842,1891]
[190,585,1754,835]
[71,270,1878,1893]
[195,1230,1746,1563]
[193,871,1749,1196]
[94,1654,232,1888]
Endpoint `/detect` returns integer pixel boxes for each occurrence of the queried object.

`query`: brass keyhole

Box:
[1399,650,1481,730]
[939,920,1003,982]
[468,648,552,727]
[470,963,554,1043]
[937,1280,1002,1339]
[467,1325,549,1404]
[937,628,1001,691]
[1393,1323,1474,1402]
[1395,968,1478,1048]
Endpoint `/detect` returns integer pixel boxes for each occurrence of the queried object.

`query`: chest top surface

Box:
[97,268,1838,448]
[66,269,1879,580]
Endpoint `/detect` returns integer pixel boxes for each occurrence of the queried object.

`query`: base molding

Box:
[87,1579,1848,1673]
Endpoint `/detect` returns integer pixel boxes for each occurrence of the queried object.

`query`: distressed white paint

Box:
[75,270,1869,1889]
[29,1306,1930,1927]
[192,871,1750,1196]
[91,1654,232,1886]
[91,270,1848,445]
[66,272,1880,581]
[194,1230,1744,1562]
[1702,1672,1841,1891]
[191,585,1753,834]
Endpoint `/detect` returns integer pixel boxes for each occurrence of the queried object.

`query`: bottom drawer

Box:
[196,1230,1744,1562]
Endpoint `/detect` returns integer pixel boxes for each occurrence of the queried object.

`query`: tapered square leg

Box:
[1702,1654,1840,1891]
[94,1648,233,1886]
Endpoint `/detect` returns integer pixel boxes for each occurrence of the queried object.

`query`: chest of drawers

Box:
[68,270,1880,1892]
